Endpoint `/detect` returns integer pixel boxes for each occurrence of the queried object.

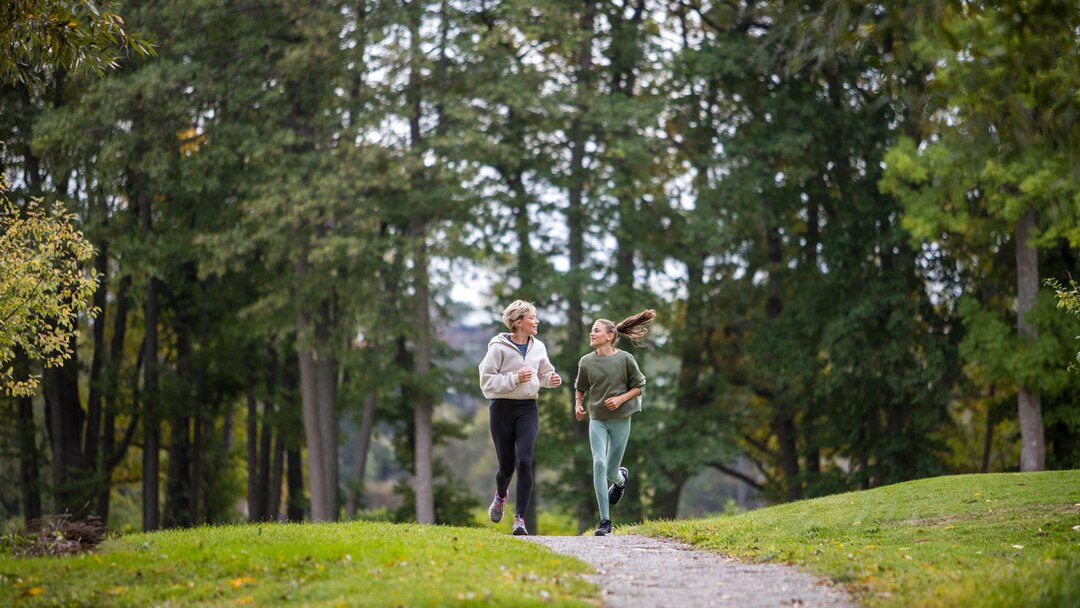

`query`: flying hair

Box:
[596,309,657,347]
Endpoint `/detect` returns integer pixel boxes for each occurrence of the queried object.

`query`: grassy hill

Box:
[2,470,1076,606]
[631,470,1080,607]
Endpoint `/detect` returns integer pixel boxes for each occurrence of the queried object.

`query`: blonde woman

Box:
[574,309,655,536]
[478,300,562,535]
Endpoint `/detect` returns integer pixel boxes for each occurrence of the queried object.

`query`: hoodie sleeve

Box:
[537,343,557,388]
[479,345,518,395]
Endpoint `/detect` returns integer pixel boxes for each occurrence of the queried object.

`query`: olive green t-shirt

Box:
[574,350,646,420]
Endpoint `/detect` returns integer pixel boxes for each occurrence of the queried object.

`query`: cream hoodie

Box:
[478,334,558,400]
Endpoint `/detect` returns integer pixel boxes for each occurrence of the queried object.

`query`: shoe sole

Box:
[512,528,528,536]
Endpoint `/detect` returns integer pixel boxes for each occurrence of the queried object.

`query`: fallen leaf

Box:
[230,576,256,589]
[108,586,127,595]
[236,597,255,605]
[1012,545,1024,549]
[27,587,44,597]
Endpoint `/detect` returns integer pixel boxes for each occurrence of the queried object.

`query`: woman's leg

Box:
[488,402,517,497]
[605,418,632,485]
[589,420,612,521]
[512,402,539,515]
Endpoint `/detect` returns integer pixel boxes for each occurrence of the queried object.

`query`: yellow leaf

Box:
[27,587,45,596]
[108,586,127,595]
[236,597,255,605]
[230,576,256,589]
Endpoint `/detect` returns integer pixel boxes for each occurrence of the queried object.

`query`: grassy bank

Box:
[1,521,596,607]
[630,470,1080,607]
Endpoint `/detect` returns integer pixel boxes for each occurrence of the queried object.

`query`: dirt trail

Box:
[523,534,858,607]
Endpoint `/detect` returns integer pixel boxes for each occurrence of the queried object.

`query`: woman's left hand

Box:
[550,372,561,388]
[603,396,622,411]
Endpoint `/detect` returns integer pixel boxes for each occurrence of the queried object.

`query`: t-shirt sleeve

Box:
[625,353,646,393]
[575,358,590,392]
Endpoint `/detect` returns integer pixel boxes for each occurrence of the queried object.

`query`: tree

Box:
[0,195,97,397]
[882,0,1080,472]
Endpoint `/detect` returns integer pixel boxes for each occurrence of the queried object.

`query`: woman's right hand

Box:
[575,403,586,421]
[517,368,534,383]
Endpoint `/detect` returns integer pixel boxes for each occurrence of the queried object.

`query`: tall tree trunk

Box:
[405,0,436,525]
[765,226,801,501]
[565,0,597,533]
[246,385,264,522]
[268,434,285,520]
[18,389,41,521]
[97,274,131,521]
[43,353,85,515]
[314,342,339,519]
[1015,207,1044,471]
[139,186,161,531]
[412,226,436,525]
[286,445,304,522]
[296,336,327,520]
[346,389,377,518]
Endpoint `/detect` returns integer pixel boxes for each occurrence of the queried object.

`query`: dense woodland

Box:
[2,0,1078,535]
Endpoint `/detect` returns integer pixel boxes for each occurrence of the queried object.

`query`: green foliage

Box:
[632,471,1080,608]
[0,195,97,397]
[1046,277,1080,367]
[0,0,154,87]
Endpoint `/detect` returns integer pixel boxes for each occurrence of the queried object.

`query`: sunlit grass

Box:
[628,470,1080,608]
[0,520,597,607]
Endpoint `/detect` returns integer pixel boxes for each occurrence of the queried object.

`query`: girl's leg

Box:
[604,418,632,485]
[588,420,612,521]
[488,402,517,497]
[512,403,539,515]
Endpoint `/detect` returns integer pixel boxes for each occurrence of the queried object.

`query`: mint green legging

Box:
[588,418,631,521]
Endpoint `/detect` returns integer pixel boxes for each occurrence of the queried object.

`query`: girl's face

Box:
[517,313,539,335]
[589,322,614,348]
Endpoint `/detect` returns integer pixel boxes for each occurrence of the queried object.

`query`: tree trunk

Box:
[296,340,327,521]
[1015,207,1044,471]
[315,347,339,519]
[43,354,85,515]
[412,226,436,525]
[140,192,161,531]
[565,0,597,534]
[286,445,304,521]
[18,391,41,522]
[96,274,131,521]
[246,385,264,522]
[346,389,377,518]
[268,434,285,520]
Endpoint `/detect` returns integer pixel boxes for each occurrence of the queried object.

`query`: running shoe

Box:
[488,492,508,523]
[608,466,629,505]
[594,519,612,536]
[512,515,529,536]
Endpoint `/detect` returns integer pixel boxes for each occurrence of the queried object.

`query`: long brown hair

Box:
[596,309,657,347]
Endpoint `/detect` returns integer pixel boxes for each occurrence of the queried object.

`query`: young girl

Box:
[574,309,655,536]
[478,300,562,536]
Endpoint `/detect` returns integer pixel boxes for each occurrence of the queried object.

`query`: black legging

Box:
[489,398,539,517]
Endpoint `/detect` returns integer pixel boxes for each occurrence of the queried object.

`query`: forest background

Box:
[2,0,1078,536]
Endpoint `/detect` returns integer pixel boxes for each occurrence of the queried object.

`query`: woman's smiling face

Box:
[518,313,539,335]
[589,322,614,347]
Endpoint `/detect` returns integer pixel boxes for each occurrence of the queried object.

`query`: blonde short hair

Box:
[502,300,536,331]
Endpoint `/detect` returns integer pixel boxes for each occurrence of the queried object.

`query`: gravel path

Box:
[523,534,858,608]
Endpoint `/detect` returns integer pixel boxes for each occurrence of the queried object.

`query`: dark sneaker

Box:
[512,515,529,536]
[608,467,629,505]
[594,519,612,536]
[488,492,508,523]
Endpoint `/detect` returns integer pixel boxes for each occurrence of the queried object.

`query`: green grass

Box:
[0,521,597,607]
[2,472,1076,607]
[628,470,1080,608]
